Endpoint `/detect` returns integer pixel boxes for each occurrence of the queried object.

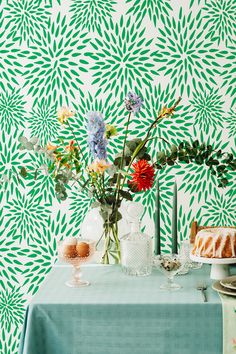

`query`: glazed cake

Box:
[192,227,236,258]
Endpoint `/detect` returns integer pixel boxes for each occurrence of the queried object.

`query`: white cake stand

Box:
[190,254,236,280]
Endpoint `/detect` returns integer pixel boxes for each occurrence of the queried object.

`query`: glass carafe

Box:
[120,203,152,276]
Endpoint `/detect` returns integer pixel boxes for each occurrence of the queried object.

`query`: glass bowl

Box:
[58,238,95,287]
[153,254,185,290]
[179,240,202,270]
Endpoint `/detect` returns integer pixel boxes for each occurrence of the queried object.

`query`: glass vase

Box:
[80,205,128,265]
[101,220,121,264]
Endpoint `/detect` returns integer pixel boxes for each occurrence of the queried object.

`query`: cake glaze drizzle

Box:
[192,228,236,258]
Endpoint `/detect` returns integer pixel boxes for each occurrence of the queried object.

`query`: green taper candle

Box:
[154,178,161,255]
[172,181,178,254]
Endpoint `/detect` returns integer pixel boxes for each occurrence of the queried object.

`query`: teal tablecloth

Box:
[19,264,222,354]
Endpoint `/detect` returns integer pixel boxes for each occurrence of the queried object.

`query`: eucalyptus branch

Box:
[153,140,236,187]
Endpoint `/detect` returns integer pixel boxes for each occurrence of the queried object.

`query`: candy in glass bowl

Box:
[153,254,185,290]
[58,237,95,287]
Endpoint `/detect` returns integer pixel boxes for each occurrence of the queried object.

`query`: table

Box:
[19,264,223,354]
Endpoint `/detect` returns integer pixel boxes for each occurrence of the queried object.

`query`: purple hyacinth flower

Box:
[87,111,107,160]
[125,91,143,113]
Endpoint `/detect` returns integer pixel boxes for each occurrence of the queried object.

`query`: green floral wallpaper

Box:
[0,0,235,351]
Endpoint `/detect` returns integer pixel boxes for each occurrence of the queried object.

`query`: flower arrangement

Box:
[18,92,236,264]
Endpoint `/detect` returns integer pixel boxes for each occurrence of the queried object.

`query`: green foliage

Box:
[155,139,236,188]
[132,84,193,155]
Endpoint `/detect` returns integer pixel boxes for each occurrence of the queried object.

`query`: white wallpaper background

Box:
[0,0,235,351]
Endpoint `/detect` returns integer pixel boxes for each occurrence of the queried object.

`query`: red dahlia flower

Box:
[130,159,155,192]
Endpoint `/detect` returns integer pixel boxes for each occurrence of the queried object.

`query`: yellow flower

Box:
[158,106,175,119]
[105,124,117,139]
[47,142,58,151]
[88,159,111,174]
[158,97,181,120]
[57,106,75,124]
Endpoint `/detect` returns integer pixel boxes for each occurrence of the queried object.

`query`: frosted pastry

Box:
[192,227,236,258]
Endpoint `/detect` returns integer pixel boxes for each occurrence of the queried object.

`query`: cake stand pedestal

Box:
[190,254,236,280]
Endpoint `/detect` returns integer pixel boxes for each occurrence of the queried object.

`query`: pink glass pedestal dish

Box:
[58,239,95,288]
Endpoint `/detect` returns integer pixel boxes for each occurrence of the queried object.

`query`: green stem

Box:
[71,174,92,194]
[111,223,120,260]
[119,137,171,192]
[91,181,101,200]
[96,229,105,248]
[145,96,182,139]
[101,224,111,264]
[118,99,181,192]
[101,174,106,195]
[114,112,132,208]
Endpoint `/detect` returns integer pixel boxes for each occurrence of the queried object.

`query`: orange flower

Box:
[47,142,58,151]
[55,156,71,169]
[65,140,75,152]
[64,163,71,169]
[88,159,111,174]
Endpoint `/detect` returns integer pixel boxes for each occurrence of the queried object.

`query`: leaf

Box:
[19,167,27,178]
[119,190,133,201]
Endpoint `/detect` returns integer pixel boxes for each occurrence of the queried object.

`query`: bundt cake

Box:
[192,227,236,258]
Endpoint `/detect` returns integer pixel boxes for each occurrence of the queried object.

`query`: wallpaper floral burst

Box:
[0,0,235,350]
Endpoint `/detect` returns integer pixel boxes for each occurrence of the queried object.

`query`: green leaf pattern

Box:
[0,0,235,350]
[70,0,116,32]
[4,0,51,45]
